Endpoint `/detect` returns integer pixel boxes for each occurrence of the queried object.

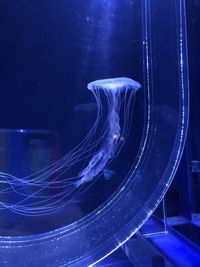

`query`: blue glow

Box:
[103,169,116,181]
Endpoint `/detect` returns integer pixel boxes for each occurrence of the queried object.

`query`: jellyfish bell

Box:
[87,77,141,92]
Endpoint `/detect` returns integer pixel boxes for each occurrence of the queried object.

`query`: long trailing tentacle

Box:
[0,77,141,216]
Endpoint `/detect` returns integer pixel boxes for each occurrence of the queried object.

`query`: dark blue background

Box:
[0,0,142,152]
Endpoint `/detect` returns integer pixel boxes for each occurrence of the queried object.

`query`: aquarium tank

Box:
[0,0,189,266]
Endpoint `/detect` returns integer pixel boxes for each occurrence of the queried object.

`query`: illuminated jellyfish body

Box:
[0,77,141,216]
[76,77,141,186]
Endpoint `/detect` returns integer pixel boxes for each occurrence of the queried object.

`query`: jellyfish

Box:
[76,77,141,186]
[0,77,141,216]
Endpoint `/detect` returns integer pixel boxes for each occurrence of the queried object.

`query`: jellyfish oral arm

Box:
[76,96,120,187]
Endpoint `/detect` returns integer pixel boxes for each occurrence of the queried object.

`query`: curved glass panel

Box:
[0,0,189,266]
